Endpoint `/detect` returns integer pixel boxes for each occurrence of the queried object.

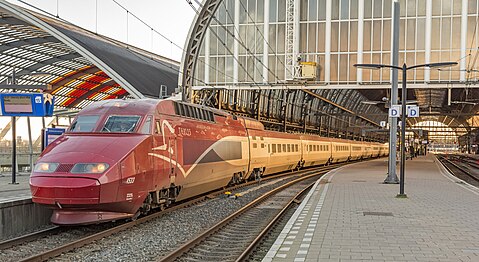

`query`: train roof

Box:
[78,99,160,115]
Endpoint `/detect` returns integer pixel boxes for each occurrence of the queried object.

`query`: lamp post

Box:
[354,62,457,197]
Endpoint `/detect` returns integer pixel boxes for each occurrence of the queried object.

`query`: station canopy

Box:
[0,1,179,111]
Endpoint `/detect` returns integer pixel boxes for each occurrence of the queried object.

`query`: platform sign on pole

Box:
[42,128,66,150]
[407,105,419,117]
[389,105,401,118]
[0,93,54,117]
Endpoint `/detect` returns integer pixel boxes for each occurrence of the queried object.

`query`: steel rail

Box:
[157,168,331,262]
[0,226,61,250]
[16,164,343,262]
[437,155,479,183]
[235,182,314,261]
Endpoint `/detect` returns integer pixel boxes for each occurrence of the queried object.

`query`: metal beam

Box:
[0,117,20,140]
[0,1,145,99]
[0,36,59,54]
[69,79,116,107]
[302,89,380,127]
[191,83,479,90]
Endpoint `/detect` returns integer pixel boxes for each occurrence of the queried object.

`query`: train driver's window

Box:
[102,115,140,133]
[140,116,152,134]
[69,115,100,132]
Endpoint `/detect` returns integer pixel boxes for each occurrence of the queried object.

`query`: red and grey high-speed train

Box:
[30,99,388,225]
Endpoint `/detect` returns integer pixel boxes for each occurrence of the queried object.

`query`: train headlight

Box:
[71,163,110,174]
[34,163,59,173]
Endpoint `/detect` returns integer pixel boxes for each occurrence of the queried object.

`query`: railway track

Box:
[157,168,329,262]
[437,154,479,186]
[2,163,343,262]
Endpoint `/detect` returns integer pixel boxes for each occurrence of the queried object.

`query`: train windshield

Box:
[101,115,141,133]
[69,115,100,132]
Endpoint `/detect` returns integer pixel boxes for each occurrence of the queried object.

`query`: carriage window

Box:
[253,143,257,148]
[295,144,298,152]
[69,115,100,132]
[283,144,286,152]
[278,144,282,153]
[101,115,140,133]
[268,144,270,152]
[261,143,265,148]
[309,145,312,151]
[272,144,276,153]
[288,144,291,152]
[140,116,152,134]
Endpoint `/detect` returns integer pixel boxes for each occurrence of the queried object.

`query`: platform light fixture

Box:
[354,61,457,198]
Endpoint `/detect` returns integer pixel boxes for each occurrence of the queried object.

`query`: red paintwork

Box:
[30,99,387,225]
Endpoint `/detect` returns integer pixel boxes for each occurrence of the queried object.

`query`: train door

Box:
[167,136,178,186]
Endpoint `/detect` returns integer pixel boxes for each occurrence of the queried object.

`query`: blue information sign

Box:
[0,93,54,117]
[43,128,66,150]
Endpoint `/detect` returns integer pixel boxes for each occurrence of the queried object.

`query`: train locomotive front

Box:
[30,100,158,225]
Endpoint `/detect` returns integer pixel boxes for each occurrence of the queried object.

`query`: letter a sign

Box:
[388,105,401,118]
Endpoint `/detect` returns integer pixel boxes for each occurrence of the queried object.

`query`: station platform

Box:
[263,154,479,261]
[0,173,31,203]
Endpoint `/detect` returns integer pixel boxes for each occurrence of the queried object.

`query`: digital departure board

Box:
[3,95,33,113]
[0,93,54,117]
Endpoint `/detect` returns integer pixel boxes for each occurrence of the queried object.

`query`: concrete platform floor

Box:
[263,154,479,262]
[0,174,31,203]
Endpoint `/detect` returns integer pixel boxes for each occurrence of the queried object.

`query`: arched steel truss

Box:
[180,0,387,141]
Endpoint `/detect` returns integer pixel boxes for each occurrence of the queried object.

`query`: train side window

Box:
[268,144,271,153]
[253,143,257,148]
[261,143,265,148]
[295,144,298,152]
[252,136,256,140]
[287,144,290,152]
[278,144,282,153]
[282,144,286,152]
[309,145,312,151]
[155,121,162,134]
[272,144,277,153]
[140,116,152,134]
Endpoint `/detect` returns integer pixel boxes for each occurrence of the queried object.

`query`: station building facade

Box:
[183,0,478,147]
